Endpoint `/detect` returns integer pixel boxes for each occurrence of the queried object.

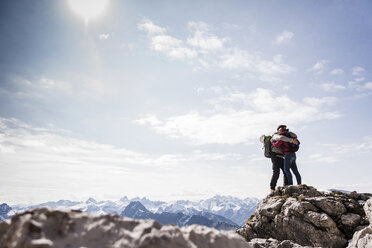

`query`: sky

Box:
[0,0,372,205]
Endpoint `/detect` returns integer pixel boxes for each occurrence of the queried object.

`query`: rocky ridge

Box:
[0,207,318,248]
[237,185,372,248]
[0,207,251,248]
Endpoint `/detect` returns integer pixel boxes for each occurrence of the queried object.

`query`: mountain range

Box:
[1,195,260,228]
[121,201,239,230]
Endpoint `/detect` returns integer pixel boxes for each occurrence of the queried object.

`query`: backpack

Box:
[261,135,272,158]
[285,132,300,153]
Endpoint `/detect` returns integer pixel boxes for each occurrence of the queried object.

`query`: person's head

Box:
[277,124,287,133]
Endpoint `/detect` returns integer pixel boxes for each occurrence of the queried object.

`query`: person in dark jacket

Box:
[268,125,296,192]
[269,144,288,193]
[271,125,301,186]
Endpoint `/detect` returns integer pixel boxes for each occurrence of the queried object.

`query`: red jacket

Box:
[271,130,293,155]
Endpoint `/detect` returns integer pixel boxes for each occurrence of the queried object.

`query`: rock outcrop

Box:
[247,238,318,247]
[347,198,372,248]
[237,185,371,248]
[0,207,251,248]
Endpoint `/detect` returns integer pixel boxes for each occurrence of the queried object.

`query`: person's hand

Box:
[293,139,299,145]
[290,133,297,138]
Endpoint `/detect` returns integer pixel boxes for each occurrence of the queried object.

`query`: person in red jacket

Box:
[271,125,301,186]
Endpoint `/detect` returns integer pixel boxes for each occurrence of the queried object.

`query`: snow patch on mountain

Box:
[6,195,260,226]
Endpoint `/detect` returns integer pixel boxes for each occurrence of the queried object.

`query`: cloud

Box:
[320,82,346,92]
[0,117,252,203]
[303,97,338,106]
[218,48,255,69]
[121,43,134,50]
[187,21,226,51]
[0,118,241,167]
[355,77,365,82]
[358,82,372,91]
[352,66,365,76]
[256,54,294,75]
[99,34,109,40]
[310,60,328,75]
[306,153,338,163]
[138,19,166,34]
[138,19,197,60]
[40,77,73,92]
[150,35,197,59]
[218,50,294,82]
[138,19,294,82]
[275,30,294,44]
[348,81,372,92]
[301,136,372,167]
[135,88,341,145]
[320,136,372,155]
[330,69,344,75]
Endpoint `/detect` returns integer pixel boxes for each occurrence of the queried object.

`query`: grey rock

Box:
[308,197,347,217]
[270,185,322,198]
[238,185,369,248]
[341,213,361,227]
[257,198,285,218]
[0,221,9,237]
[183,225,251,248]
[304,211,339,231]
[248,238,317,248]
[347,225,372,248]
[0,208,251,248]
[346,198,372,247]
[364,199,372,223]
[281,198,318,216]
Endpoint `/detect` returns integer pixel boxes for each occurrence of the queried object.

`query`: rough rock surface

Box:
[0,207,252,248]
[237,185,371,248]
[347,198,372,248]
[247,238,317,248]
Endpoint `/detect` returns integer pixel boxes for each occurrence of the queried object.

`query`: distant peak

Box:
[86,198,98,204]
[126,201,147,210]
[0,203,12,214]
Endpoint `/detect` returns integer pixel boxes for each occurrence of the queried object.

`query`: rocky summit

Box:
[0,207,251,248]
[237,185,372,248]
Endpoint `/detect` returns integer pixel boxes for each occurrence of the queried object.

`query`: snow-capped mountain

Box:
[157,195,260,226]
[0,203,15,221]
[6,195,260,227]
[121,201,239,230]
[121,201,154,219]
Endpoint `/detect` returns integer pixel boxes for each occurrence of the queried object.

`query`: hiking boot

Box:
[270,189,275,193]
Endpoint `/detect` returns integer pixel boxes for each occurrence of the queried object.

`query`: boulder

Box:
[365,199,372,223]
[347,225,372,248]
[341,213,361,227]
[247,238,318,248]
[347,198,372,248]
[237,185,369,248]
[0,208,251,248]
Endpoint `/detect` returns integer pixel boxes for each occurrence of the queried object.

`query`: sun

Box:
[68,0,109,24]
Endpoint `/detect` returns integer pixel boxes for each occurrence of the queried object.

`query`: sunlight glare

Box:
[68,0,109,24]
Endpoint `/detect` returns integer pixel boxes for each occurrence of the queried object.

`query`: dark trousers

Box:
[284,153,302,185]
[270,155,288,190]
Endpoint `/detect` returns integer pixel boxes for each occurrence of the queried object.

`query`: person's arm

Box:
[271,139,283,148]
[272,133,294,143]
[288,132,297,138]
